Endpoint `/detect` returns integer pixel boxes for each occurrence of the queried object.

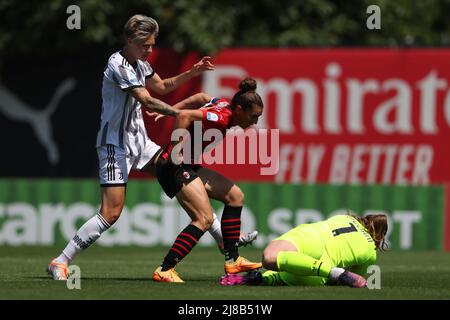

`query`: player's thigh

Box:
[101,186,126,209]
[175,177,214,230]
[262,239,297,269]
[156,162,201,199]
[276,225,325,260]
[196,167,240,204]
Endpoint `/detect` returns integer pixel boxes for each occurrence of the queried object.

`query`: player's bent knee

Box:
[202,214,214,230]
[262,249,278,270]
[193,213,213,231]
[102,207,123,225]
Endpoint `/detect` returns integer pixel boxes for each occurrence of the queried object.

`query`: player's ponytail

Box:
[231,77,263,111]
[238,78,257,93]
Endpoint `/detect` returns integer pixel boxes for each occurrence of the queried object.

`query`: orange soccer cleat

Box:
[152,266,184,283]
[46,259,69,281]
[224,256,262,274]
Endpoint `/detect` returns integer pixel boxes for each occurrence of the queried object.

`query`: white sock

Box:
[58,213,111,263]
[54,252,71,264]
[329,267,345,281]
[208,213,223,247]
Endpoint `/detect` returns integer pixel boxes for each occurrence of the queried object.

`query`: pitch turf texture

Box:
[1,245,450,300]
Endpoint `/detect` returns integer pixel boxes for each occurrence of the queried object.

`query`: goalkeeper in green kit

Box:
[219,214,388,288]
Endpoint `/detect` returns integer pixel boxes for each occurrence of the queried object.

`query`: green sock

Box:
[276,251,332,278]
[262,271,285,286]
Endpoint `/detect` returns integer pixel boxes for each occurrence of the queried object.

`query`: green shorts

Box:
[275,224,327,258]
[273,224,333,286]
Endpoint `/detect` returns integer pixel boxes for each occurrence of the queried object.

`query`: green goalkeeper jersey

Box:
[324,215,376,274]
[276,214,377,275]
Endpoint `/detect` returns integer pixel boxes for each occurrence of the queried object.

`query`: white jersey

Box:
[96,51,155,149]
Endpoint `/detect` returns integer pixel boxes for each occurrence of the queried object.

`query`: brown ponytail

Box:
[351,214,388,251]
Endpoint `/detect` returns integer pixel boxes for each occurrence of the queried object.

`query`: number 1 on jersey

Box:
[332,223,357,236]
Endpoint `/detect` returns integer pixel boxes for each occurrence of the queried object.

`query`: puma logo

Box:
[0,78,76,165]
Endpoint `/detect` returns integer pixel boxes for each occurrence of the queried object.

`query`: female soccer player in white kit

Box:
[46,14,256,280]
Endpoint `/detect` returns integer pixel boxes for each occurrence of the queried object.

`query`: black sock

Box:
[221,205,242,261]
[161,224,204,271]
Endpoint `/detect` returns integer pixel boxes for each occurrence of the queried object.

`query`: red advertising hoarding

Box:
[144,49,450,185]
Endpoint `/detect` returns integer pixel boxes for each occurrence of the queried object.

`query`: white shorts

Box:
[97,139,161,186]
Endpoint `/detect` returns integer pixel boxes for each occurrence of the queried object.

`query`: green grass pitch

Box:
[1,245,450,300]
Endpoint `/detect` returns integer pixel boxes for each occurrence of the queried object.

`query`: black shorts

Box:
[155,158,203,198]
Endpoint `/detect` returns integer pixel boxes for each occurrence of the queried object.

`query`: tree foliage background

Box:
[0,0,449,177]
[1,0,449,60]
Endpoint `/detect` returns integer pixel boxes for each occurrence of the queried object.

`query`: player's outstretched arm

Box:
[146,92,211,121]
[173,92,212,110]
[146,56,214,95]
[175,109,204,130]
[129,86,179,116]
[166,109,204,164]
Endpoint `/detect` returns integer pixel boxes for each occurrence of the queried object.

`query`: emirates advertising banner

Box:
[0,180,444,251]
[2,49,450,251]
[144,49,450,251]
[146,49,450,185]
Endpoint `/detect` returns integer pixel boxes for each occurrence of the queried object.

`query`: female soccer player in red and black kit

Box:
[152,78,264,282]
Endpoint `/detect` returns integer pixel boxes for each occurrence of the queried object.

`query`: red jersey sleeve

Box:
[201,98,232,133]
